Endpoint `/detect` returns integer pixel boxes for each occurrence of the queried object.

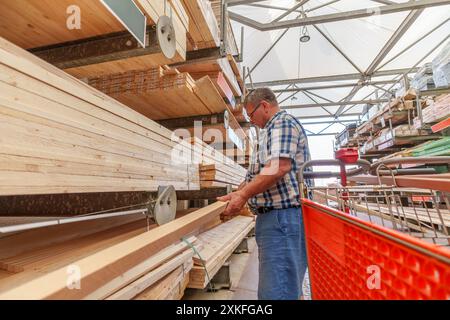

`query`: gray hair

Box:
[244,88,278,107]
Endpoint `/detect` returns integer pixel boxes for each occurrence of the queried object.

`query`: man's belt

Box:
[253,205,301,215]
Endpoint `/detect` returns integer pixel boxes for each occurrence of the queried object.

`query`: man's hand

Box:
[217,191,248,216]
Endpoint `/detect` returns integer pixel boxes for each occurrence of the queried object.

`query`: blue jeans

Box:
[255,207,308,300]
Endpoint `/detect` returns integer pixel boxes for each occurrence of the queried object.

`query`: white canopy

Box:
[228,0,450,183]
[229,0,450,136]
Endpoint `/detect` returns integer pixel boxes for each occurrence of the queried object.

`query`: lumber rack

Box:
[0,186,178,234]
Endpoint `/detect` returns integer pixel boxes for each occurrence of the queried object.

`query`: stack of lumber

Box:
[88,67,227,120]
[0,1,188,78]
[189,71,237,108]
[100,238,198,300]
[191,137,247,188]
[180,0,220,50]
[356,87,447,157]
[0,202,227,299]
[373,125,431,148]
[409,137,450,157]
[415,94,450,126]
[188,215,255,289]
[199,163,247,188]
[177,57,243,97]
[357,90,419,137]
[133,257,192,300]
[0,218,153,275]
[0,36,202,196]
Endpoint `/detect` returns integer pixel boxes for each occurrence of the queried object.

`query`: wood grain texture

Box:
[0,202,227,299]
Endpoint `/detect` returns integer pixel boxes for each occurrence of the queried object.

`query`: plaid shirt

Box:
[245,111,311,209]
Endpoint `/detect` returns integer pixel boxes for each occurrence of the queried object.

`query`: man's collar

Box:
[264,110,285,129]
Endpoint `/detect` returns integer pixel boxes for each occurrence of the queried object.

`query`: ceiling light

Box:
[300,26,310,43]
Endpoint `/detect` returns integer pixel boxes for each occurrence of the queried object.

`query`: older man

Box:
[218,88,311,300]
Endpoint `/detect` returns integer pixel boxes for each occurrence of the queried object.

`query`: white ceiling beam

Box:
[229,0,450,31]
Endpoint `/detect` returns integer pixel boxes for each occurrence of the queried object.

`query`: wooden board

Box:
[133,260,191,300]
[106,248,194,300]
[188,216,255,289]
[180,0,220,49]
[87,237,198,299]
[0,0,125,49]
[176,58,242,97]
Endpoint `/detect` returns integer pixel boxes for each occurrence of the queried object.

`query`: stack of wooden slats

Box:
[418,94,450,125]
[180,0,220,50]
[0,36,203,196]
[199,163,247,188]
[189,71,237,108]
[190,137,247,188]
[134,257,192,300]
[88,67,227,120]
[0,202,227,299]
[177,57,243,98]
[0,1,189,78]
[188,215,255,289]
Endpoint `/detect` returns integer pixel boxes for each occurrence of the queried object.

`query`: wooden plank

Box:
[180,0,220,48]
[193,76,228,114]
[194,216,253,264]
[188,218,255,289]
[0,0,125,49]
[85,236,197,299]
[0,202,227,299]
[106,249,194,300]
[133,260,191,300]
[176,58,242,97]
[0,214,145,261]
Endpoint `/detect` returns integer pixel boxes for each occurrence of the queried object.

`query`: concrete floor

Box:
[183,237,259,300]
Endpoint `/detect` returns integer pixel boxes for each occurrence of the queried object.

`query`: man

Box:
[217,88,311,300]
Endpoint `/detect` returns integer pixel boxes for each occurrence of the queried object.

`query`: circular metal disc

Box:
[157,15,176,59]
[154,185,177,225]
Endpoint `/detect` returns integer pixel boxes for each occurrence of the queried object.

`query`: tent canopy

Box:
[229,0,450,136]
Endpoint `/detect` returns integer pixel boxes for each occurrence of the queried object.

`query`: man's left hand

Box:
[217,191,248,216]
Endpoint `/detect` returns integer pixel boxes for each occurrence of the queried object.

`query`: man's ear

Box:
[262,100,270,113]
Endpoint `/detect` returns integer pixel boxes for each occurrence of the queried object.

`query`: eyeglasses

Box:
[247,102,263,119]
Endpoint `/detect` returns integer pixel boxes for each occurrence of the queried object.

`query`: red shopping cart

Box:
[298,153,450,300]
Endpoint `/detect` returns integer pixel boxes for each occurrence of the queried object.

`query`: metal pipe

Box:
[0,208,148,234]
[298,159,372,182]
[377,168,437,176]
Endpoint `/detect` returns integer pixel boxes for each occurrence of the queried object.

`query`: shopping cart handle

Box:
[302,171,341,179]
[298,159,371,182]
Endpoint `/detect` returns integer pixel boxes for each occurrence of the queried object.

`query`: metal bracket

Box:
[208,261,232,291]
[157,15,176,59]
[146,185,177,229]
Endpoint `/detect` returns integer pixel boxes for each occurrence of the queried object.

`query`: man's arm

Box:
[237,181,247,191]
[217,158,292,215]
